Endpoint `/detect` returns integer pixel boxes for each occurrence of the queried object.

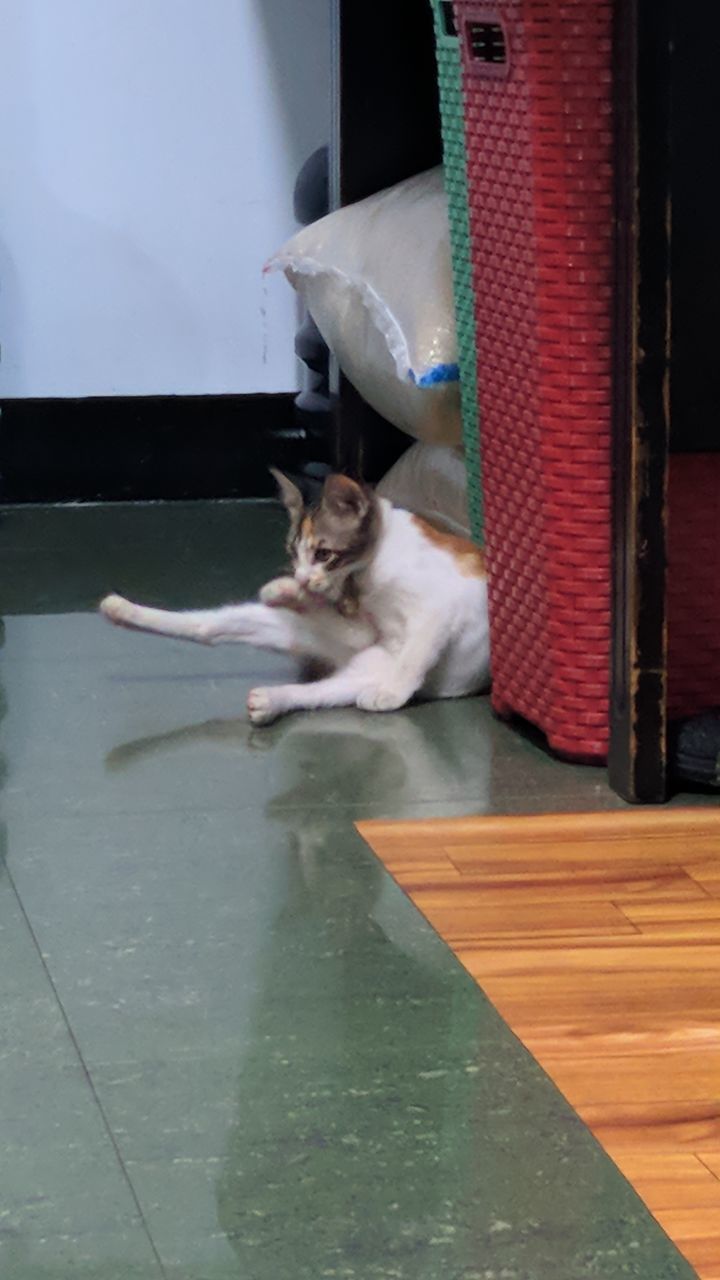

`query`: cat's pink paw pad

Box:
[100,594,134,627]
[356,686,406,713]
[247,687,279,726]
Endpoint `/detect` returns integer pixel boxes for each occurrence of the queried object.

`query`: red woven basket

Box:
[455,0,720,759]
[454,0,614,759]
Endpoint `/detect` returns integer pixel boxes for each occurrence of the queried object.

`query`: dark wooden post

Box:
[609,0,672,803]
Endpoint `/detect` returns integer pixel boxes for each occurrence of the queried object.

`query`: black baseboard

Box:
[0,394,331,503]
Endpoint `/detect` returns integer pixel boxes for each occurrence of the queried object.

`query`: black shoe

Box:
[668,709,720,789]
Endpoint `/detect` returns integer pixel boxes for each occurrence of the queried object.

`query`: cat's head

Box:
[271,469,380,601]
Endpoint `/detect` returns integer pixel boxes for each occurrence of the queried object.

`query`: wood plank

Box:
[456,931,710,955]
[455,943,720,976]
[635,1178,720,1211]
[609,1152,720,1210]
[407,899,636,944]
[393,867,463,891]
[625,922,720,942]
[444,835,720,874]
[615,1151,716,1176]
[623,901,720,923]
[539,1051,720,1106]
[612,1149,719,1181]
[456,968,720,1018]
[516,1024,720,1060]
[404,863,706,904]
[581,1101,720,1152]
[373,846,461,878]
[358,808,720,848]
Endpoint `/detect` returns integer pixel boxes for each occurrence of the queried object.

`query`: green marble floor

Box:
[0,500,697,1280]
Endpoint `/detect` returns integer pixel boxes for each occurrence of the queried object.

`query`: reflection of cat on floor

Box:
[101,471,490,726]
[211,829,488,1280]
[103,697,493,974]
[105,697,492,845]
[103,705,498,1275]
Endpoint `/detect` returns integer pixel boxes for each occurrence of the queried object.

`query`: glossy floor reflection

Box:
[0,501,697,1279]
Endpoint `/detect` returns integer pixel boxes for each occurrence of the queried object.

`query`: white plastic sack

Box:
[376,442,471,538]
[266,168,461,446]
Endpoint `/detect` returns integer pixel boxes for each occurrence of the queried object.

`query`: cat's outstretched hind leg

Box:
[99,592,374,664]
[100,593,271,645]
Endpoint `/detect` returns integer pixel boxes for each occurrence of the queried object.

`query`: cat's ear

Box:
[270,468,304,531]
[321,474,370,520]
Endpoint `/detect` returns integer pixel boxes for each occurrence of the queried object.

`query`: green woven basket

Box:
[428,0,483,542]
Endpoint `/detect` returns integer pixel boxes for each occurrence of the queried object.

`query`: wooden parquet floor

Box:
[358,808,720,1279]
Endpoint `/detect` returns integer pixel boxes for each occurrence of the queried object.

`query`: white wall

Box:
[0,0,330,398]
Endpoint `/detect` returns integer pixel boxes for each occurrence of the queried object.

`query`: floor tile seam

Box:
[683,867,720,898]
[601,901,645,934]
[697,1154,720,1184]
[0,773,686,825]
[4,796,570,823]
[0,498,277,514]
[3,800,369,822]
[3,861,169,1280]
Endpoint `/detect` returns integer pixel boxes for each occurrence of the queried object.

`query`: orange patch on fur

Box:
[411,515,487,578]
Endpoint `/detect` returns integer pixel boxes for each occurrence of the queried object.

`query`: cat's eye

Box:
[313,548,333,564]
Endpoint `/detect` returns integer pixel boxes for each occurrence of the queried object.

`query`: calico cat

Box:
[100,471,490,725]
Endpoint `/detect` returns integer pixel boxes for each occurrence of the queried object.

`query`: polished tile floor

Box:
[0,500,698,1279]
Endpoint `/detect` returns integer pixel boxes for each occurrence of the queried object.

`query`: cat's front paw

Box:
[356,685,408,713]
[247,687,281,726]
[260,577,305,610]
[100,593,135,627]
